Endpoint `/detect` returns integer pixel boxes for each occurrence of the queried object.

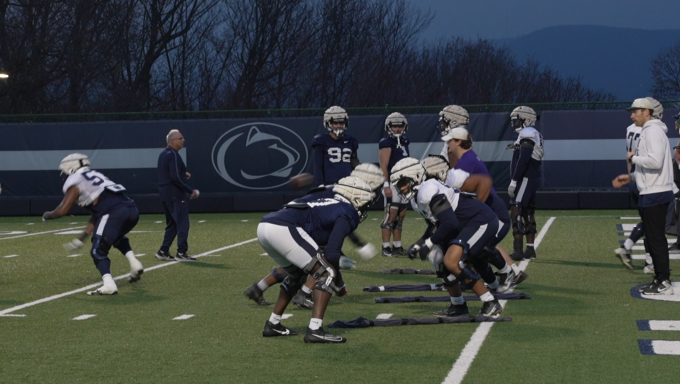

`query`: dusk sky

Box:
[414,0,680,40]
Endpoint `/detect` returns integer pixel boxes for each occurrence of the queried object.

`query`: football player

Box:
[244,164,383,309]
[507,106,544,261]
[379,112,411,257]
[258,176,374,343]
[311,106,359,187]
[391,158,503,318]
[614,98,666,272]
[42,154,144,295]
[441,125,528,292]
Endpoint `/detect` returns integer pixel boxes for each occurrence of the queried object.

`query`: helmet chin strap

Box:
[396,135,402,148]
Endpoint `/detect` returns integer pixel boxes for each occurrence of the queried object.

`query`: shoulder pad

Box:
[417,180,443,206]
[445,169,470,189]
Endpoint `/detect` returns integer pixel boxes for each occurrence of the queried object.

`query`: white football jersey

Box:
[410,179,459,225]
[62,168,125,207]
[444,169,470,189]
[514,127,544,161]
[625,124,642,153]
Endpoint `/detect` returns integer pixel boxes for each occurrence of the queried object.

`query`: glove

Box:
[508,180,517,198]
[63,238,84,251]
[418,238,433,261]
[357,243,377,261]
[406,238,426,260]
[42,211,51,223]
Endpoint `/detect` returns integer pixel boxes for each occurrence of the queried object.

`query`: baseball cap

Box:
[441,127,470,142]
[626,98,654,111]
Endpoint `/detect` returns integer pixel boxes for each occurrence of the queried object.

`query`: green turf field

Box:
[1,210,678,383]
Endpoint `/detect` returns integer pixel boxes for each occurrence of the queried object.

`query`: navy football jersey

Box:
[379,136,410,176]
[262,198,360,258]
[293,186,335,204]
[312,133,359,186]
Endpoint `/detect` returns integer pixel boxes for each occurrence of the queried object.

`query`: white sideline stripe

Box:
[241,220,249,222]
[0,238,258,316]
[650,340,680,355]
[154,221,162,224]
[66,254,82,258]
[282,314,293,320]
[260,253,268,256]
[3,254,19,258]
[0,226,84,240]
[173,314,195,320]
[55,230,83,235]
[0,314,26,317]
[73,314,97,320]
[443,217,556,384]
[136,254,146,257]
[620,217,641,220]
[376,313,393,319]
[198,220,206,223]
[632,254,680,260]
[27,223,34,225]
[648,320,680,331]
[69,222,79,224]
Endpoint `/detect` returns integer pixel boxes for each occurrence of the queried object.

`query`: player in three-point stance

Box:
[507,106,544,261]
[42,153,144,296]
[258,176,374,343]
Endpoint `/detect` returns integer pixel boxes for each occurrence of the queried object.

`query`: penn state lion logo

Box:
[211,123,308,189]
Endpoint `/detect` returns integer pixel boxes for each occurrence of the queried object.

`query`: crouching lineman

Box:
[257,176,375,343]
[243,163,384,308]
[42,154,144,295]
[507,106,544,261]
[391,158,503,318]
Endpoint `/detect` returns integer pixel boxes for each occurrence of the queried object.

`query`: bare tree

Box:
[650,40,680,100]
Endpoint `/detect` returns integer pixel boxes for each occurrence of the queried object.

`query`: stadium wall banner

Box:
[0,109,678,197]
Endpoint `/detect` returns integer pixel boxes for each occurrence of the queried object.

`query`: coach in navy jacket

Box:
[156,129,199,261]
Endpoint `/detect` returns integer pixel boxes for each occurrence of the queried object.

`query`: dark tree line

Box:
[0,0,614,115]
[651,40,680,100]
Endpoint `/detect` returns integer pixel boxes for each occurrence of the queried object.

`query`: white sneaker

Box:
[643,263,655,274]
[128,258,144,283]
[88,274,118,295]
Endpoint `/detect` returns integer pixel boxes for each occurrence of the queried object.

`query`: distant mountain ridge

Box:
[493,25,680,101]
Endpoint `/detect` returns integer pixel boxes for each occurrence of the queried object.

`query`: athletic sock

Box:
[526,244,534,248]
[479,292,494,303]
[450,296,465,305]
[102,273,116,289]
[301,285,313,295]
[498,264,511,274]
[124,251,136,262]
[511,264,521,274]
[383,242,391,248]
[624,239,635,250]
[309,318,323,330]
[393,241,402,248]
[256,280,269,291]
[269,313,282,325]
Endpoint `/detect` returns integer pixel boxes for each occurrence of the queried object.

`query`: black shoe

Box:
[433,302,469,317]
[175,252,196,261]
[524,247,536,260]
[391,246,406,256]
[292,291,314,310]
[381,247,394,257]
[303,327,346,343]
[155,249,174,261]
[640,279,674,295]
[244,283,271,306]
[512,270,528,285]
[262,320,298,337]
[480,300,503,317]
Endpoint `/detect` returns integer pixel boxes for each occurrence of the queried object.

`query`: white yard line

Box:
[443,217,556,384]
[0,238,258,316]
[0,226,85,240]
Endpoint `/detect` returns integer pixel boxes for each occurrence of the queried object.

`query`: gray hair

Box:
[166,129,180,145]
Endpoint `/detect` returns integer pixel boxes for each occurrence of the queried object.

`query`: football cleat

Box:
[304,327,346,343]
[524,247,536,260]
[382,247,394,257]
[668,243,680,254]
[262,321,298,337]
[244,284,271,306]
[292,292,314,310]
[643,263,655,274]
[175,252,196,261]
[433,302,469,317]
[640,279,674,296]
[480,300,503,318]
[128,258,144,283]
[512,271,529,286]
[391,246,407,257]
[495,271,516,293]
[614,247,634,271]
[87,284,118,296]
[155,249,174,261]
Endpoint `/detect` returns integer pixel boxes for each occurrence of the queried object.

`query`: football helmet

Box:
[59,153,90,176]
[421,155,450,182]
[390,157,425,202]
[645,97,663,120]
[385,112,408,137]
[351,163,384,192]
[510,106,538,132]
[438,105,469,137]
[324,106,349,137]
[333,176,375,222]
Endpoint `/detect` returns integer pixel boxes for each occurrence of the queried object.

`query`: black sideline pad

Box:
[328,315,512,328]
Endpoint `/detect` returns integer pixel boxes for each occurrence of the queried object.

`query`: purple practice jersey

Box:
[454,150,497,196]
[379,136,410,176]
[312,133,359,186]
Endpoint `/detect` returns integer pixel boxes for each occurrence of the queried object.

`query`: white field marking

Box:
[0,314,26,317]
[198,220,206,223]
[129,231,161,233]
[443,217,556,384]
[66,254,82,258]
[3,254,19,258]
[136,253,146,257]
[26,223,34,225]
[620,217,641,220]
[620,224,637,231]
[281,314,293,320]
[202,254,221,257]
[154,221,162,224]
[0,226,84,241]
[241,220,249,222]
[55,230,82,235]
[173,314,195,320]
[69,222,79,224]
[73,314,97,320]
[650,340,680,355]
[632,254,680,260]
[0,238,258,316]
[648,320,680,331]
[376,313,393,319]
[260,253,268,256]
[0,231,29,235]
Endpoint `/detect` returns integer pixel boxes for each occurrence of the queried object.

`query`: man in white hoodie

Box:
[613,98,674,295]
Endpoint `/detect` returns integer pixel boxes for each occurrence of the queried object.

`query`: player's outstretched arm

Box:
[43,187,79,222]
